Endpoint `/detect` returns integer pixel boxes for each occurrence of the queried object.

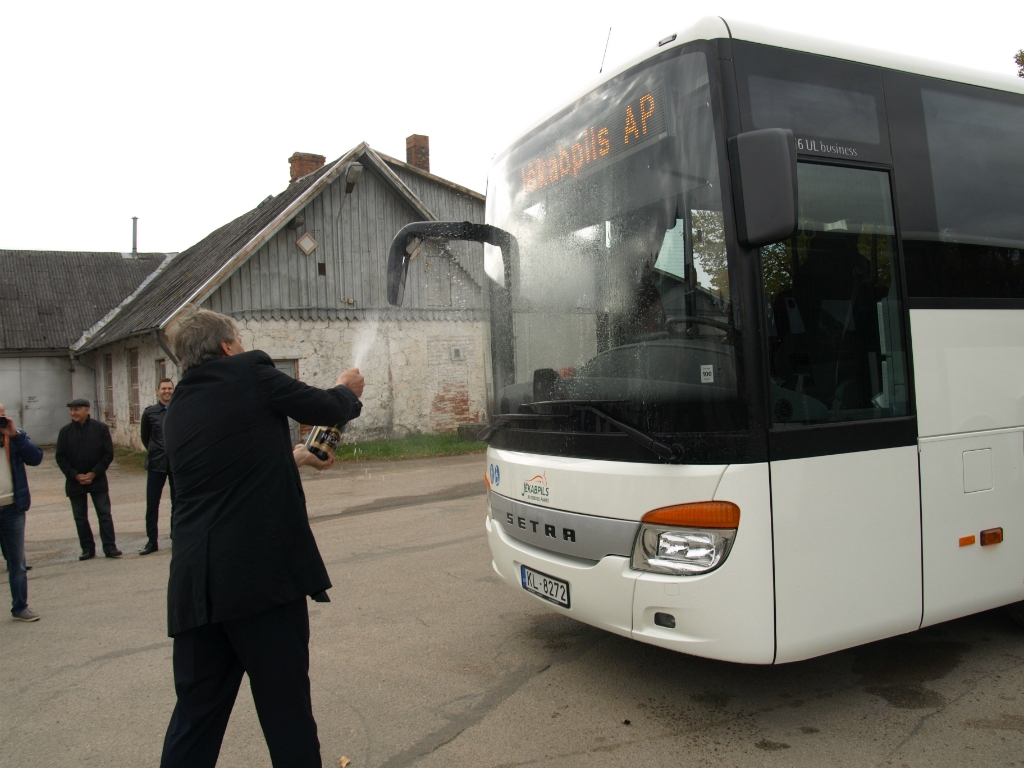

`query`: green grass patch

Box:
[113,445,149,471]
[335,431,486,461]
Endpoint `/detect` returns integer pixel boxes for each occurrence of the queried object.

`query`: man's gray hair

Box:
[168,309,239,373]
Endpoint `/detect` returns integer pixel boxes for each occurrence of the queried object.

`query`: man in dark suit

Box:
[139,377,175,555]
[55,398,121,560]
[160,309,364,768]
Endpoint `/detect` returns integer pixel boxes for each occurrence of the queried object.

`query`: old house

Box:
[0,250,169,443]
[74,137,488,449]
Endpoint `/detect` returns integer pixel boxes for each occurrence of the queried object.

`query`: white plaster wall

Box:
[87,337,181,450]
[94,318,487,448]
[237,317,487,441]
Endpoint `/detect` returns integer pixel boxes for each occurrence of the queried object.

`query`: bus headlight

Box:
[631,525,736,574]
[630,502,740,576]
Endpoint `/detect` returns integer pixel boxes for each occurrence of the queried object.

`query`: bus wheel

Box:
[1007,602,1024,627]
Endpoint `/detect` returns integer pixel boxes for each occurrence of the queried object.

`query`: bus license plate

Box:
[521,565,571,608]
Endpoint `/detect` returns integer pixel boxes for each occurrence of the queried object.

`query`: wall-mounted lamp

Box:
[345,163,363,194]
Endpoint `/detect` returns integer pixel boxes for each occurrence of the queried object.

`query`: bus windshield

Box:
[485,49,746,454]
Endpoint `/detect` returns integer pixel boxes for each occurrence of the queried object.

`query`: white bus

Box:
[387,17,1024,663]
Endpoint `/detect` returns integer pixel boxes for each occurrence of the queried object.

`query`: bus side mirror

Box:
[387,221,517,306]
[728,128,798,247]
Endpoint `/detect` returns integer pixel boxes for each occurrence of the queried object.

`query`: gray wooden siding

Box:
[206,166,485,321]
[388,166,487,289]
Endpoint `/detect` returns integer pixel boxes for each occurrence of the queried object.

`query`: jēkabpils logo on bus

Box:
[522,472,550,504]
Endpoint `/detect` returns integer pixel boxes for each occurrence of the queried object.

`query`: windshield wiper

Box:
[529,399,684,461]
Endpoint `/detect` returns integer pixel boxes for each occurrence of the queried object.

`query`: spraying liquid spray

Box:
[305,312,390,460]
[351,316,379,369]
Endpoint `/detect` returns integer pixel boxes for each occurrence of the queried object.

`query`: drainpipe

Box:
[154,330,179,368]
[70,351,98,407]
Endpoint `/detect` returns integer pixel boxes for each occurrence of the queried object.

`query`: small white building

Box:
[0,249,168,443]
[74,138,488,449]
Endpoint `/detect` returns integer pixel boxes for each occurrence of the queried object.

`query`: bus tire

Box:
[1007,602,1024,627]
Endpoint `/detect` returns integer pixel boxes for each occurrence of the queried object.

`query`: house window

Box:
[103,353,115,425]
[156,358,167,383]
[128,348,141,423]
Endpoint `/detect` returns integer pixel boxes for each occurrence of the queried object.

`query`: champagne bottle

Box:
[304,422,345,461]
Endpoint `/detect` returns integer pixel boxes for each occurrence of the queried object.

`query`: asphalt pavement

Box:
[2,449,1023,767]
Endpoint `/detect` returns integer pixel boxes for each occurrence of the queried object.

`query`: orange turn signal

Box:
[484,471,491,490]
[642,501,740,529]
[980,527,1003,546]
[959,535,976,547]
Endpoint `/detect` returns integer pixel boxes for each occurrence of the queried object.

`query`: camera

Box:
[0,417,8,429]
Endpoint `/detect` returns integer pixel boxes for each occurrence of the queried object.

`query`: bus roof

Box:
[717,17,1024,95]
[501,16,1024,160]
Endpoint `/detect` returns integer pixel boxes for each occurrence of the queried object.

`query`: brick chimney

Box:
[406,134,429,173]
[288,152,326,184]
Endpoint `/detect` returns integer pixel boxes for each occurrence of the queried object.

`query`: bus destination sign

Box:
[518,83,669,196]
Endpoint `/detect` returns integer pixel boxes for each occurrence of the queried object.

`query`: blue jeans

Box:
[0,505,28,615]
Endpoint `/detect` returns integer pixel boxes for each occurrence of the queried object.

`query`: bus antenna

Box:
[599,27,612,73]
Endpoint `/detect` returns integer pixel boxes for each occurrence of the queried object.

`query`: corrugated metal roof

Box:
[0,250,166,351]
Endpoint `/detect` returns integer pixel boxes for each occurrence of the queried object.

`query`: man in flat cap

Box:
[55,399,122,559]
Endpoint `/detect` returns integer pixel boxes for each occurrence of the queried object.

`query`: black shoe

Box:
[79,551,95,561]
[104,548,123,558]
[25,565,31,571]
[139,541,158,556]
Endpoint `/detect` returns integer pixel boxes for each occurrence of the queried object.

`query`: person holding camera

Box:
[0,402,44,622]
[139,378,176,555]
[55,399,122,560]
[159,309,363,768]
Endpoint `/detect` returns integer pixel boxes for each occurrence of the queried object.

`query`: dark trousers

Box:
[69,492,116,554]
[0,505,27,614]
[160,598,321,768]
[145,470,175,543]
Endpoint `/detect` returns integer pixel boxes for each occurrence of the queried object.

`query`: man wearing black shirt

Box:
[139,378,175,555]
[55,399,121,560]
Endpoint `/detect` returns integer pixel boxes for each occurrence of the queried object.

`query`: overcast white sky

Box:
[2,0,1021,254]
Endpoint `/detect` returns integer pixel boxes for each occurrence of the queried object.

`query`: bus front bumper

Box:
[486,511,775,664]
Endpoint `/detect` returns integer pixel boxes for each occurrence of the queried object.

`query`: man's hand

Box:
[84,472,96,483]
[74,473,93,485]
[293,444,335,471]
[336,367,365,398]
[0,417,16,438]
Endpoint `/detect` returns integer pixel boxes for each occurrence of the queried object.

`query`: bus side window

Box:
[762,163,910,426]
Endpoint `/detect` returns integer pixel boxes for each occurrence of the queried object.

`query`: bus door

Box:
[760,162,922,663]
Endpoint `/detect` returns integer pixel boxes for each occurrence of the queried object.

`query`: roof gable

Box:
[76,142,463,352]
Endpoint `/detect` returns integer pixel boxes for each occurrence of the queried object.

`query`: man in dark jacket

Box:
[139,377,175,555]
[55,399,121,560]
[0,402,43,621]
[160,309,363,768]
